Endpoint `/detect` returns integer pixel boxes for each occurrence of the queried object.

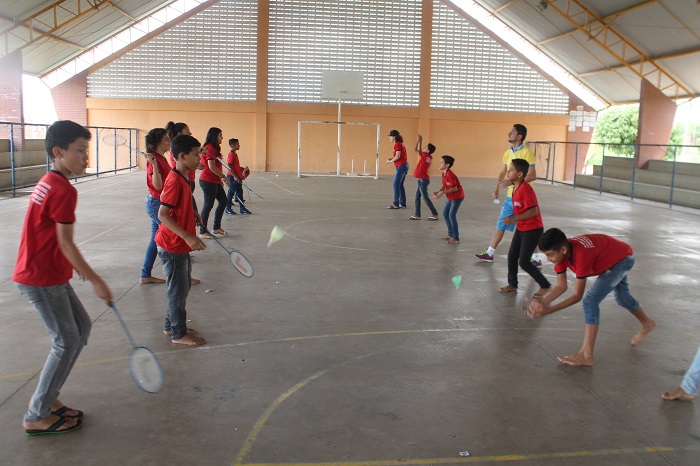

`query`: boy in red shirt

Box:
[525,227,656,366]
[13,120,112,435]
[499,158,551,297]
[225,138,252,215]
[156,134,207,346]
[409,134,439,221]
[432,155,464,245]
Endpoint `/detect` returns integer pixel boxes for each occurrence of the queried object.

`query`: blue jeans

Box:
[226,175,244,211]
[141,195,161,278]
[414,178,438,217]
[681,346,700,396]
[443,197,463,241]
[392,163,409,207]
[199,179,227,233]
[16,283,92,423]
[158,248,192,340]
[583,255,639,325]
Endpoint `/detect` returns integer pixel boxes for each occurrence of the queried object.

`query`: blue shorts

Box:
[496,197,516,232]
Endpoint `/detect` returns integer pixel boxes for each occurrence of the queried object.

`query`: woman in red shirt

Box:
[386,130,409,209]
[198,127,230,238]
[140,128,172,283]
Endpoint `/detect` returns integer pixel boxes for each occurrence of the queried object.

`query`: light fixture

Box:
[537,0,548,12]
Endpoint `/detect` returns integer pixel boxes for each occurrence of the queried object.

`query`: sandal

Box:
[428,215,438,221]
[213,229,228,236]
[533,289,550,300]
[191,277,201,285]
[26,417,83,436]
[51,406,83,419]
[499,285,517,293]
[387,205,400,209]
[447,238,460,245]
[199,233,215,239]
[409,215,421,220]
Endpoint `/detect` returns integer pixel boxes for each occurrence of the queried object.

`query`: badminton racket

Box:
[109,303,164,394]
[100,129,147,157]
[201,227,254,278]
[216,157,264,200]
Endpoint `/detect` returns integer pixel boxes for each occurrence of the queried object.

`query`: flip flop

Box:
[191,277,201,285]
[387,205,400,209]
[499,285,517,293]
[51,406,83,419]
[26,417,83,436]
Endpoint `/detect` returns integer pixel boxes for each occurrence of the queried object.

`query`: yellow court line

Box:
[238,445,699,466]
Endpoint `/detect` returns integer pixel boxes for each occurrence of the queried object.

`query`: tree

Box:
[591,105,639,157]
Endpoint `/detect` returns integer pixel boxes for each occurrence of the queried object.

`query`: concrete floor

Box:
[1,170,699,466]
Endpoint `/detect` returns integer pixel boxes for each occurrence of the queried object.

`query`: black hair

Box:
[442,155,455,168]
[426,143,436,154]
[394,134,404,143]
[228,138,239,147]
[205,127,222,151]
[513,124,527,141]
[166,121,188,140]
[145,127,168,154]
[171,134,201,160]
[539,228,569,252]
[45,120,91,160]
[511,158,530,177]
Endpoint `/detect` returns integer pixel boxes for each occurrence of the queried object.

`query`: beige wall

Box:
[87,97,568,179]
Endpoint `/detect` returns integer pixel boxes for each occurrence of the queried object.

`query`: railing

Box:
[528,141,700,209]
[0,121,140,196]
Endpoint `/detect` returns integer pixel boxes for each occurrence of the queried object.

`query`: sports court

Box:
[1,172,699,465]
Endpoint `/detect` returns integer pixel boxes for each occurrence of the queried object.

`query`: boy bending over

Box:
[525,228,655,366]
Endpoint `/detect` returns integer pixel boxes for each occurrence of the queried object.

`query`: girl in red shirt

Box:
[140,128,171,284]
[386,130,409,209]
[198,127,230,238]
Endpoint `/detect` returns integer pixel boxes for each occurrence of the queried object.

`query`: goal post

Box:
[297,120,380,179]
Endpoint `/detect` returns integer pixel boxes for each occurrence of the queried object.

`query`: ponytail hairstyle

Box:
[166,121,188,140]
[394,134,404,143]
[145,127,168,154]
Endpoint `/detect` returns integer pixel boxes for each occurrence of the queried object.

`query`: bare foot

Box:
[163,328,198,335]
[557,352,594,366]
[533,288,549,299]
[172,334,207,346]
[447,238,460,245]
[442,235,452,241]
[191,277,201,285]
[24,414,78,431]
[631,320,656,345]
[499,285,517,293]
[139,277,166,284]
[213,229,228,236]
[662,387,696,401]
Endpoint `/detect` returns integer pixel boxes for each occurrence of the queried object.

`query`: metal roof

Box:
[1,0,698,106]
[472,0,700,105]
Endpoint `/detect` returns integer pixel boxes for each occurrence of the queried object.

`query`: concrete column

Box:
[564,93,594,181]
[255,0,269,172]
[0,51,23,123]
[417,0,432,140]
[636,78,677,168]
[50,71,87,126]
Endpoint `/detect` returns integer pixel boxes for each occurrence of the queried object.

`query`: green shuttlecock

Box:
[451,275,463,289]
[267,225,286,247]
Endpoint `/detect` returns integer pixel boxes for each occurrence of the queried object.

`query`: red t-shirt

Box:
[167,150,195,182]
[511,182,543,232]
[199,143,223,184]
[413,151,433,179]
[554,234,634,278]
[226,150,248,180]
[442,169,464,200]
[155,169,196,254]
[393,142,407,167]
[13,171,77,286]
[146,152,172,198]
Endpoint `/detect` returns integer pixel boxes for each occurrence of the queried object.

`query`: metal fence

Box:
[528,141,700,209]
[0,121,140,196]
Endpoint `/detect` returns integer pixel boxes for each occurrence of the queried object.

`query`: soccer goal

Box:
[297,120,380,179]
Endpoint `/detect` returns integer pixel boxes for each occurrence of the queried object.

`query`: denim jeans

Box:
[583,255,639,325]
[392,163,409,207]
[226,175,244,211]
[16,283,92,423]
[681,346,700,396]
[414,178,438,217]
[158,247,192,340]
[141,195,161,278]
[442,197,463,241]
[507,227,550,289]
[199,179,227,233]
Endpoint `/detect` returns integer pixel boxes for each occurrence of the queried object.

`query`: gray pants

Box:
[16,282,92,423]
[158,247,192,340]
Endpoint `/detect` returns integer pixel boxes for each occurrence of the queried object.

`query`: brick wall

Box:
[50,71,87,126]
[637,78,676,168]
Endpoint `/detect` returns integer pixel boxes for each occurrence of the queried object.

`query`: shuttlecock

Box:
[267,225,286,247]
[451,275,463,289]
[493,198,500,204]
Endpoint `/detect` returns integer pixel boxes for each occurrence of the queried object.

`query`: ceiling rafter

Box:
[0,0,111,58]
[542,0,693,99]
[576,46,700,77]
